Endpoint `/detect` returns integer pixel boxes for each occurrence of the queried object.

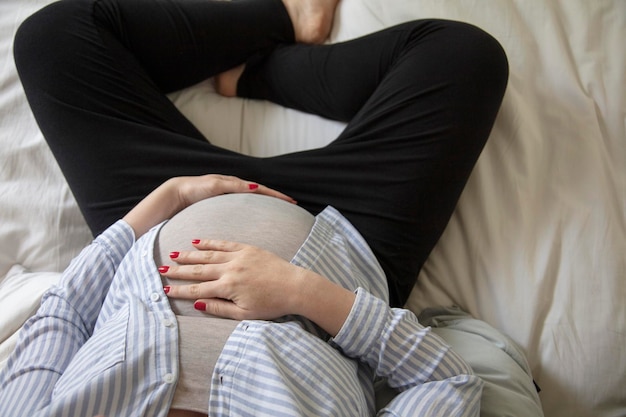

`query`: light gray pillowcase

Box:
[419,306,544,417]
[375,306,544,417]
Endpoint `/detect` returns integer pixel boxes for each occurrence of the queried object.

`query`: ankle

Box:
[214,64,245,97]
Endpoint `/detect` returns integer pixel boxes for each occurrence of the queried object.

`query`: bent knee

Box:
[441,20,509,97]
[403,19,509,97]
[14,0,94,76]
[434,20,509,118]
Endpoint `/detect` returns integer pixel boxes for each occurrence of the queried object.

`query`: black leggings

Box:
[14,0,508,306]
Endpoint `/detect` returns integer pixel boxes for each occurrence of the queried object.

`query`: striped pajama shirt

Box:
[0,207,482,416]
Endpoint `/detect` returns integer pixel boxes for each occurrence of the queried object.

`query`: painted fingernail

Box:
[158,266,170,274]
[248,183,259,190]
[169,251,180,259]
[191,239,201,245]
[194,301,206,311]
[163,286,170,294]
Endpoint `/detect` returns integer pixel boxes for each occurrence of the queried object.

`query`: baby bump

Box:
[155,193,315,317]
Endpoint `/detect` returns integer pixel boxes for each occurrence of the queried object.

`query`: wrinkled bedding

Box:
[1,1,624,416]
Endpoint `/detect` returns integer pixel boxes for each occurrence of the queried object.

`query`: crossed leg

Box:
[232,21,509,305]
[14,0,507,306]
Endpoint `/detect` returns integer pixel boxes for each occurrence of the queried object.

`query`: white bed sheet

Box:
[1,1,624,416]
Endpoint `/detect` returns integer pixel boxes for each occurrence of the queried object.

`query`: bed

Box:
[1,0,624,416]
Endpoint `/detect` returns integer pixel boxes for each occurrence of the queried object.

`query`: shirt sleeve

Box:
[0,220,135,415]
[331,288,483,417]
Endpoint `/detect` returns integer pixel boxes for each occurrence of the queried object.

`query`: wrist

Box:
[162,177,187,212]
[122,179,182,238]
[291,268,356,337]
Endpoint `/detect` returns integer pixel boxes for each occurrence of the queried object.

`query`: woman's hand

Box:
[123,174,295,238]
[161,240,356,336]
[162,240,306,320]
[173,174,296,209]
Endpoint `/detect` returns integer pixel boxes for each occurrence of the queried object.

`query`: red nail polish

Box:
[169,251,180,259]
[194,301,206,311]
[248,183,259,190]
[191,239,201,245]
[163,286,170,294]
[158,266,170,273]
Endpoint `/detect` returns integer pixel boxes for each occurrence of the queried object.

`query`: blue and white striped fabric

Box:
[0,206,482,417]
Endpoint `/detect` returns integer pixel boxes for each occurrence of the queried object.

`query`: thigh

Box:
[14,0,293,235]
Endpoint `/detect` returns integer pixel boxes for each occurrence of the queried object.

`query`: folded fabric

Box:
[417,307,544,417]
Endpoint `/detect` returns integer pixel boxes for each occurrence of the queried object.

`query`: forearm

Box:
[0,295,89,414]
[331,289,476,389]
[292,280,482,417]
[0,221,134,413]
[292,269,356,337]
[123,175,296,239]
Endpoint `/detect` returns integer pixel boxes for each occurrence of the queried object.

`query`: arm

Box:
[0,174,293,414]
[332,289,483,417]
[163,243,482,417]
[161,239,355,336]
[0,221,134,415]
[123,174,296,238]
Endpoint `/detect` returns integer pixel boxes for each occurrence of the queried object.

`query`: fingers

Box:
[161,240,243,277]
[194,298,247,320]
[163,280,221,301]
[202,174,297,204]
[158,240,245,300]
[169,246,231,266]
[208,174,258,195]
[158,255,226,285]
[157,239,288,320]
[252,183,298,205]
[160,263,222,282]
[192,239,245,252]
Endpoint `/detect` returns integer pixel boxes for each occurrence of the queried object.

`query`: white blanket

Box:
[1,1,624,416]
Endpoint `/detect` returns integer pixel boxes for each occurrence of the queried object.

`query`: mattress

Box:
[1,1,624,416]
